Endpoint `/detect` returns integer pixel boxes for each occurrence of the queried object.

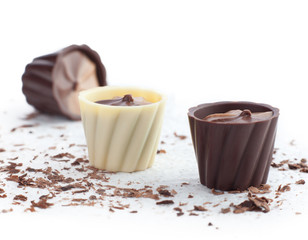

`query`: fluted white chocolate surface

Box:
[79,86,166,172]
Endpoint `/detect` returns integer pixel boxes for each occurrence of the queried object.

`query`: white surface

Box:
[1,0,308,239]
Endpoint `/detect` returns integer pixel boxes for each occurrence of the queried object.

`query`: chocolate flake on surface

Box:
[23,112,40,120]
[31,198,54,209]
[156,185,176,197]
[277,184,291,192]
[288,163,301,170]
[11,124,39,132]
[295,179,305,185]
[221,208,231,214]
[156,200,174,205]
[52,153,75,159]
[2,208,13,213]
[173,132,187,140]
[13,194,28,201]
[194,205,207,211]
[212,188,224,195]
[0,194,7,198]
[156,149,167,154]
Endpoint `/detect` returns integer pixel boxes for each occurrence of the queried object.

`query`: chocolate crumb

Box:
[0,148,5,152]
[300,168,308,173]
[295,179,305,185]
[194,205,207,211]
[71,158,86,166]
[157,149,166,154]
[211,188,224,195]
[221,208,231,214]
[11,124,39,132]
[2,208,13,213]
[277,184,291,192]
[130,210,138,213]
[189,213,199,216]
[288,163,301,170]
[188,194,194,198]
[208,222,213,226]
[156,186,174,197]
[52,153,75,159]
[174,132,187,140]
[31,198,53,209]
[23,112,40,120]
[156,200,174,205]
[89,195,97,200]
[13,194,27,201]
[271,162,283,168]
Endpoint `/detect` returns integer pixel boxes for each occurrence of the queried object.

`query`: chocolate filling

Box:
[95,94,151,106]
[203,109,273,123]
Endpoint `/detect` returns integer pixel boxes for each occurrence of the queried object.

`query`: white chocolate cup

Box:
[79,86,166,172]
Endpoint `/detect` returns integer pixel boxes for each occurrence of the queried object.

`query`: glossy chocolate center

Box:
[203,109,273,123]
[95,94,151,106]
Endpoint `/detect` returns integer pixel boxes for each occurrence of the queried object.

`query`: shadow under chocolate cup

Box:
[79,86,166,172]
[188,101,279,191]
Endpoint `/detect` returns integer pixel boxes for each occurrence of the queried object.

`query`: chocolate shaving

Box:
[31,198,54,209]
[23,112,40,120]
[11,124,39,132]
[221,208,231,214]
[271,162,283,168]
[194,205,207,211]
[174,132,187,140]
[277,184,291,192]
[2,208,13,213]
[52,153,75,159]
[156,186,175,197]
[288,163,301,170]
[13,194,28,201]
[71,158,86,166]
[156,200,174,205]
[295,179,305,185]
[211,188,224,195]
[232,194,271,213]
[157,149,167,154]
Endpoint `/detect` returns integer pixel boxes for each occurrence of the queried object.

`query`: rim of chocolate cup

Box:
[79,86,166,109]
[188,101,279,124]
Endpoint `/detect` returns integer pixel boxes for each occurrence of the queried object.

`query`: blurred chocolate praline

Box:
[188,101,279,191]
[22,44,107,120]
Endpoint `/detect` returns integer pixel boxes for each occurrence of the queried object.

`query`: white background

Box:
[1,0,308,239]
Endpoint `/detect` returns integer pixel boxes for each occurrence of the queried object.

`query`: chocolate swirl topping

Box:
[203,109,273,123]
[95,94,151,106]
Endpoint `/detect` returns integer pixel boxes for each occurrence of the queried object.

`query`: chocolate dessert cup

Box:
[188,101,279,191]
[22,44,107,120]
[79,86,166,172]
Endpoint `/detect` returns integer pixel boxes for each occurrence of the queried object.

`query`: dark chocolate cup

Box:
[22,44,107,120]
[188,101,279,191]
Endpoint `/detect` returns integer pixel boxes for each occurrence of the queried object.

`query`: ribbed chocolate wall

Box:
[188,102,279,191]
